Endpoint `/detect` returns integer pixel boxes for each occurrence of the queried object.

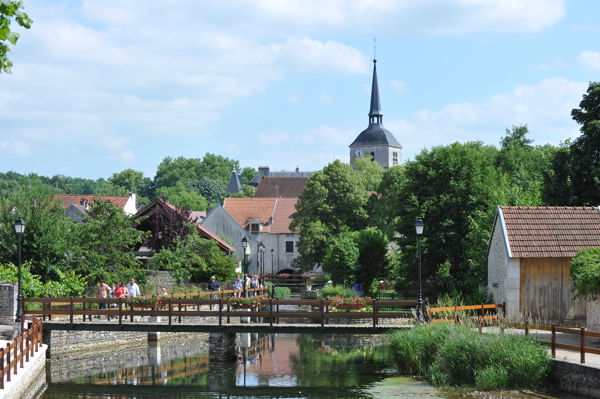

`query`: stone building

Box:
[349,58,402,169]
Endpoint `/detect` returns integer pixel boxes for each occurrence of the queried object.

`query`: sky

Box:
[1,0,599,180]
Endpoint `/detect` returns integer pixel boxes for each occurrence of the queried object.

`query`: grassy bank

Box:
[388,323,551,390]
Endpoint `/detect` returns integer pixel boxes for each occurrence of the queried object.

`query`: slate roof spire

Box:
[369,58,382,125]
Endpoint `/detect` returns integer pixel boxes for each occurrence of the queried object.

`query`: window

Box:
[250,223,261,234]
[393,152,398,166]
[370,152,375,161]
[285,241,294,253]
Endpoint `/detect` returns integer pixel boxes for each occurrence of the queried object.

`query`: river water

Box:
[40,332,449,399]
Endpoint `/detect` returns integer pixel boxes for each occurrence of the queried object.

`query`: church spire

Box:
[369,58,382,125]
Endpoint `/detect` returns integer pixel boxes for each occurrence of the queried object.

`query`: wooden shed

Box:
[487,206,600,325]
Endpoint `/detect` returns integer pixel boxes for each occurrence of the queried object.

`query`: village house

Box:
[487,206,600,326]
[55,193,138,221]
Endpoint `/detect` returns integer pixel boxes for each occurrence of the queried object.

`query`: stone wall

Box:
[144,270,186,293]
[0,283,17,325]
[586,298,600,331]
[552,359,600,398]
[44,329,148,358]
[48,333,210,383]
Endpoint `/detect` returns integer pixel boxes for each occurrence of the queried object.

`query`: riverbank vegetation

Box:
[388,323,551,390]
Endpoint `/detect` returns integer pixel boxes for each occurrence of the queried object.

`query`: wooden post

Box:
[227,301,230,324]
[42,302,46,321]
[6,343,10,382]
[48,302,52,321]
[270,298,274,327]
[38,319,42,352]
[0,348,4,389]
[178,300,182,324]
[454,305,458,324]
[168,298,173,326]
[525,321,529,337]
[118,299,123,325]
[19,334,23,368]
[551,325,556,358]
[130,302,134,323]
[24,331,29,363]
[502,302,506,319]
[69,296,74,324]
[218,297,223,327]
[82,295,86,321]
[580,327,586,364]
[13,338,17,374]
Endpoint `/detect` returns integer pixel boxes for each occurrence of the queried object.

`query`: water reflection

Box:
[42,333,414,399]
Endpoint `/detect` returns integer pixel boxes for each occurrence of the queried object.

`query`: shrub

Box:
[274,286,291,299]
[320,285,355,299]
[0,263,86,297]
[570,247,600,298]
[388,323,551,390]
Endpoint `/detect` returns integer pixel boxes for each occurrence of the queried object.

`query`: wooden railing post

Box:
[0,348,4,389]
[502,301,506,319]
[6,343,10,382]
[551,325,556,358]
[227,301,230,324]
[168,298,173,326]
[118,299,123,325]
[38,319,42,352]
[218,297,223,327]
[580,327,586,364]
[68,297,74,324]
[82,295,86,321]
[270,298,274,327]
[19,334,23,368]
[525,321,529,337]
[373,299,379,328]
[24,330,29,363]
[48,302,52,321]
[12,338,17,375]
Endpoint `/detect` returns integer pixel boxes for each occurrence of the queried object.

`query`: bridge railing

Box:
[0,317,43,390]
[428,303,505,326]
[23,297,418,327]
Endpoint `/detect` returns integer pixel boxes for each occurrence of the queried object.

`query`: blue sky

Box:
[1,0,599,180]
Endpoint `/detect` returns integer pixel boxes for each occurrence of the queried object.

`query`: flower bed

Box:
[126,295,167,309]
[229,296,262,309]
[329,296,371,312]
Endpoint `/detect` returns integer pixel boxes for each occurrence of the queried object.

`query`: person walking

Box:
[127,278,141,297]
[97,280,110,311]
[208,276,219,291]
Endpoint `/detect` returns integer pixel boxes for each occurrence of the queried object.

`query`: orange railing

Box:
[0,317,43,389]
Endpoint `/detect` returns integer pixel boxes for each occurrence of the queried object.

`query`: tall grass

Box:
[320,285,356,299]
[388,323,551,390]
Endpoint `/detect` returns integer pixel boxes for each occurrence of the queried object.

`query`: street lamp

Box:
[270,248,275,299]
[415,218,425,323]
[241,236,251,298]
[259,242,265,282]
[14,217,25,329]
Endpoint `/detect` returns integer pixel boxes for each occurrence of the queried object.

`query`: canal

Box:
[39,332,448,399]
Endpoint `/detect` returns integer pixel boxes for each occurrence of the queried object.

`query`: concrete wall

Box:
[552,359,600,398]
[0,344,47,399]
[0,283,17,325]
[587,298,600,331]
[487,218,520,319]
[349,145,402,169]
[256,232,300,273]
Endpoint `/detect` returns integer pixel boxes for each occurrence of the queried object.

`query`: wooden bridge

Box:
[23,288,504,335]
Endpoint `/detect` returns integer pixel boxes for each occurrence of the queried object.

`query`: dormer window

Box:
[248,219,263,234]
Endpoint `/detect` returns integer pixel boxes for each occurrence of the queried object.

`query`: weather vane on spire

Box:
[373,37,377,61]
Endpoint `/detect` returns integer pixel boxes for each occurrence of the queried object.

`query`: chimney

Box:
[258,166,270,177]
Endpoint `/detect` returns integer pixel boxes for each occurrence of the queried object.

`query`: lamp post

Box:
[270,248,275,299]
[415,218,425,323]
[14,217,25,329]
[260,243,265,280]
[241,236,251,298]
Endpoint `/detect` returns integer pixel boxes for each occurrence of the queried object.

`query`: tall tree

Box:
[0,0,32,73]
[291,160,369,269]
[109,168,146,192]
[188,176,226,205]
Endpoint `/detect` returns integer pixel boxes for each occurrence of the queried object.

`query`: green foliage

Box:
[240,167,257,185]
[544,83,600,205]
[320,285,356,299]
[353,157,385,191]
[156,182,208,210]
[273,286,291,299]
[70,200,149,284]
[570,247,600,298]
[154,154,241,190]
[0,0,32,73]
[291,160,369,269]
[0,183,73,279]
[147,226,236,284]
[355,227,389,290]
[322,231,359,285]
[108,168,152,195]
[188,176,226,205]
[388,323,551,389]
[0,263,86,297]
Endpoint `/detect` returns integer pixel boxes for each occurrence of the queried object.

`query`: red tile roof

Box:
[55,194,129,209]
[223,198,277,232]
[223,197,298,234]
[500,206,600,258]
[254,177,308,198]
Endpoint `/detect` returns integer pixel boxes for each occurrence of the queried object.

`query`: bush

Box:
[274,286,291,299]
[0,263,86,297]
[388,323,551,390]
[571,247,600,298]
[320,285,355,299]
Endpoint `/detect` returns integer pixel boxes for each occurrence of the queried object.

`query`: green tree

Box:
[355,227,389,290]
[148,224,237,284]
[156,183,208,210]
[0,0,32,73]
[188,176,226,205]
[0,183,73,280]
[291,160,369,269]
[70,201,148,283]
[353,157,385,191]
[388,142,501,297]
[322,231,359,285]
[109,168,146,192]
[544,83,600,205]
[241,167,257,184]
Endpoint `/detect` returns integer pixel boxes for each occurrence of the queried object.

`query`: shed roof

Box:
[499,206,600,258]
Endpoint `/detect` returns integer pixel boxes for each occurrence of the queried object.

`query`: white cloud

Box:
[578,51,600,70]
[387,78,587,160]
[319,93,334,105]
[389,80,406,93]
[0,141,31,156]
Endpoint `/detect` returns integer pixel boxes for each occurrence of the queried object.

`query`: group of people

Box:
[97,278,141,308]
[231,273,263,296]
